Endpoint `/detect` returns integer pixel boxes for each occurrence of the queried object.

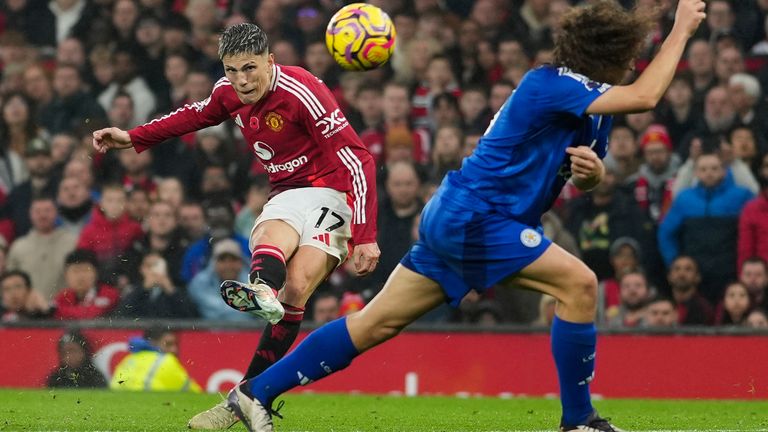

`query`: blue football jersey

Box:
[453,65,614,226]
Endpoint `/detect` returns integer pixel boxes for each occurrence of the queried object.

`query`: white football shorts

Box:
[251,187,353,263]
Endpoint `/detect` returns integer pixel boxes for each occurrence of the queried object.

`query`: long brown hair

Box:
[553,0,656,84]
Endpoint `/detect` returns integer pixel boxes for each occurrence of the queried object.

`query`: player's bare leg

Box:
[502,243,622,432]
[346,265,446,352]
[226,265,446,431]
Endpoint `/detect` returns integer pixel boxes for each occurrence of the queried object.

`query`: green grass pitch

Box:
[1,389,767,431]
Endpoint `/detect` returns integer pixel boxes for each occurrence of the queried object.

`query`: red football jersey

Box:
[129,64,377,245]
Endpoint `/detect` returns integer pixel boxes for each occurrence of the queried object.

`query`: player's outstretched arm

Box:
[587,0,706,115]
[92,127,133,153]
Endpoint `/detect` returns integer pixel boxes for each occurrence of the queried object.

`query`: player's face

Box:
[222,52,275,105]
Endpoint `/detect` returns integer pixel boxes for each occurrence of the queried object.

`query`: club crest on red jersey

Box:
[265,112,284,132]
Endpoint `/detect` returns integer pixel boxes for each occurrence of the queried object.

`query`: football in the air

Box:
[325,3,396,71]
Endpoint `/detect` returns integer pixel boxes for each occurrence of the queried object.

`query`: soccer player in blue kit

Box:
[226,1,706,431]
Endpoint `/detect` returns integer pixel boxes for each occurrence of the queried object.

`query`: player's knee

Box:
[569,268,598,314]
[357,318,405,347]
[282,275,315,306]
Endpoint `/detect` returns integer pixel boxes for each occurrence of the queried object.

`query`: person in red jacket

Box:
[738,152,768,269]
[53,250,120,320]
[77,183,144,284]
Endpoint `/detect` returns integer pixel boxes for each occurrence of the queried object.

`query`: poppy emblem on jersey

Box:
[252,141,275,161]
[265,112,284,132]
[520,228,541,248]
[250,116,259,130]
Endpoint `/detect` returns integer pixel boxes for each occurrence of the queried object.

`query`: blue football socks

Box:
[248,317,359,405]
[551,315,596,426]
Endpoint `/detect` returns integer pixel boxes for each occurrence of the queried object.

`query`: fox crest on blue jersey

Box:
[457,65,613,227]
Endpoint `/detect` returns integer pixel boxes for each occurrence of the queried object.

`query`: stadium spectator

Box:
[156,177,185,210]
[22,64,54,114]
[686,39,716,102]
[714,46,745,88]
[459,85,491,132]
[739,257,768,310]
[566,169,654,281]
[667,255,714,325]
[49,132,78,176]
[426,125,463,183]
[56,37,86,70]
[162,53,192,110]
[110,327,202,392]
[6,197,76,298]
[382,81,430,164]
[412,55,461,130]
[116,252,197,319]
[234,176,269,240]
[107,92,136,131]
[178,201,207,244]
[53,249,120,320]
[187,238,256,322]
[729,127,763,167]
[656,75,699,149]
[56,176,93,236]
[0,270,51,322]
[630,125,680,223]
[77,183,143,283]
[46,330,107,389]
[351,82,385,162]
[745,309,768,328]
[193,127,250,200]
[370,161,422,291]
[63,158,97,198]
[603,125,640,186]
[98,45,157,126]
[738,153,768,267]
[4,136,58,236]
[598,237,642,316]
[728,73,765,137]
[606,270,652,328]
[1,90,40,157]
[118,141,157,195]
[39,64,106,135]
[311,292,340,324]
[673,135,759,196]
[180,199,249,283]
[660,150,754,301]
[715,281,752,326]
[643,296,679,328]
[126,188,151,222]
[123,200,187,287]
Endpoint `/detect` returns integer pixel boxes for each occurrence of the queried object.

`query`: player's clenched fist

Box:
[352,242,381,276]
[92,127,133,153]
[566,146,602,182]
[674,0,706,37]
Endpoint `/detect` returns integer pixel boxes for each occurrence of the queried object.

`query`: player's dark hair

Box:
[0,270,32,290]
[219,23,269,60]
[554,0,655,84]
[65,249,99,268]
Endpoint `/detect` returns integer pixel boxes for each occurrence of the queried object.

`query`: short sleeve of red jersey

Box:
[129,77,234,153]
[280,70,378,245]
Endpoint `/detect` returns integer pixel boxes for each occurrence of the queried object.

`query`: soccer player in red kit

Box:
[92,23,380,429]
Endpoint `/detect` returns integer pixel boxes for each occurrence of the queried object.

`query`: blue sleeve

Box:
[658,194,688,266]
[538,67,612,118]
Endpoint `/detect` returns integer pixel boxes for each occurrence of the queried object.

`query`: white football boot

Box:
[226,385,275,432]
[187,400,238,430]
[220,280,285,324]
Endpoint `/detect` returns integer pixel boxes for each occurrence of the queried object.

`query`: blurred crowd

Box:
[0,0,767,330]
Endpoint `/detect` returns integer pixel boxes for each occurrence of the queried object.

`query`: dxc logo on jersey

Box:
[252,141,275,161]
[315,108,348,139]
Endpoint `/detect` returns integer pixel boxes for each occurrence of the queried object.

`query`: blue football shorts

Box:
[400,183,552,307]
